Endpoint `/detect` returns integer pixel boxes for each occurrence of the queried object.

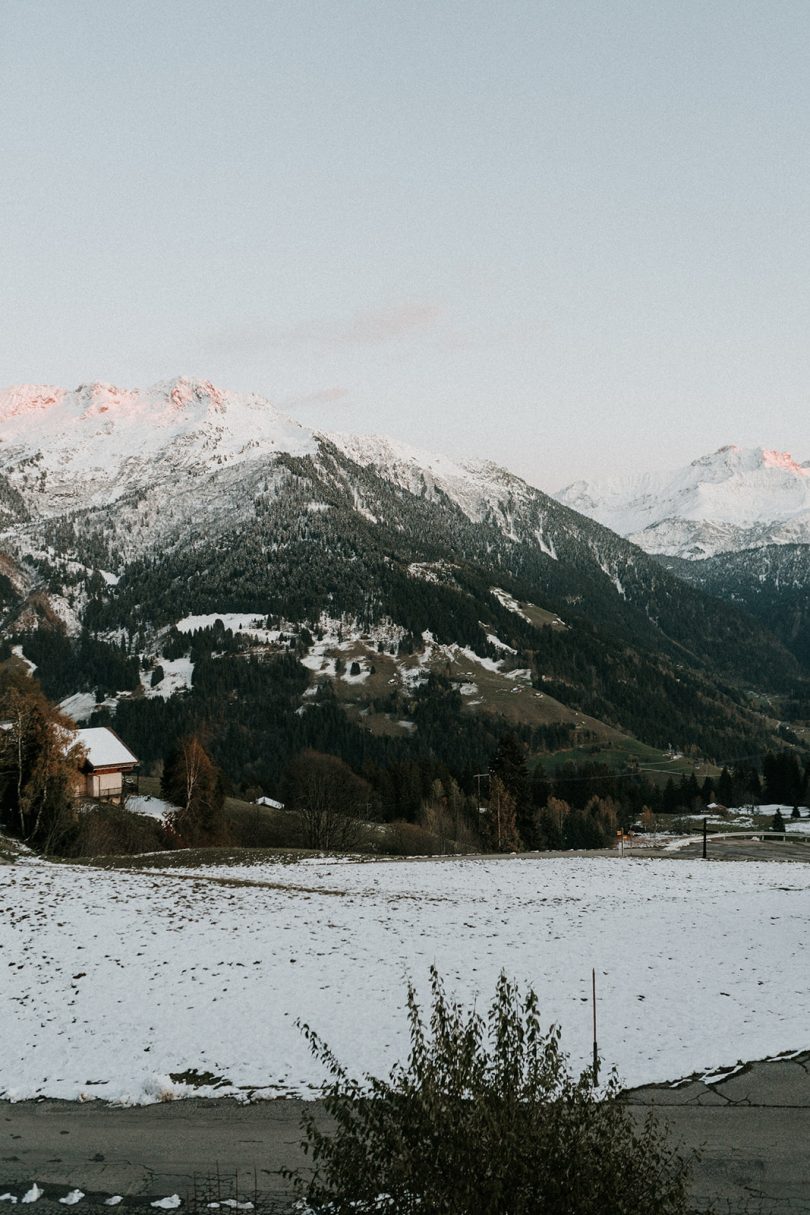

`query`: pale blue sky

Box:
[2,1,809,488]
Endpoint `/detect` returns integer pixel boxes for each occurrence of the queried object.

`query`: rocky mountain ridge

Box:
[0,378,806,764]
[556,444,810,558]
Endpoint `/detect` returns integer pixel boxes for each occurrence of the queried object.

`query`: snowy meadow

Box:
[1,854,807,1104]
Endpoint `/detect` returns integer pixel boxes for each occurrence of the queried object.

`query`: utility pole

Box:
[702,816,708,860]
[474,771,498,849]
[474,772,486,808]
[474,772,491,814]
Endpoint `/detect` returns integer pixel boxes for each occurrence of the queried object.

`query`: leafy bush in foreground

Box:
[292,968,701,1214]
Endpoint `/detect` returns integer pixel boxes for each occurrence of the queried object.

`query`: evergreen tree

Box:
[716,766,734,806]
[490,733,532,847]
[662,778,680,814]
[763,751,805,808]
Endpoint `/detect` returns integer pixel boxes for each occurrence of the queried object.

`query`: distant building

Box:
[253,795,285,810]
[73,727,139,803]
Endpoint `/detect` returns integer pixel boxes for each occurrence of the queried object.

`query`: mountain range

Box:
[556,444,810,559]
[0,378,807,791]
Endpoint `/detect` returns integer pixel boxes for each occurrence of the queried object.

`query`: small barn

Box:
[74,727,139,803]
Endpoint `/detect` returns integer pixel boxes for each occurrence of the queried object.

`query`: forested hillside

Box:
[2,381,808,822]
[660,545,810,671]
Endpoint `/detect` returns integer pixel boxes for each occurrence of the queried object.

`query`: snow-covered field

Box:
[1,854,808,1105]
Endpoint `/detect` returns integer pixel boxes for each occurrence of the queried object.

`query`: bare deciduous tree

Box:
[0,677,82,850]
[283,749,371,851]
[161,735,226,846]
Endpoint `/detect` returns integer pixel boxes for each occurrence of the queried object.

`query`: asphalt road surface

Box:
[623,1052,810,1213]
[636,837,810,863]
[2,1053,809,1213]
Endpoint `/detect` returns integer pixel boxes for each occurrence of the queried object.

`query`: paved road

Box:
[0,1098,314,1212]
[631,837,810,863]
[623,1052,810,1213]
[2,1054,809,1213]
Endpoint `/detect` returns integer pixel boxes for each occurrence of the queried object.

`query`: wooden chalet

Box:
[73,726,139,803]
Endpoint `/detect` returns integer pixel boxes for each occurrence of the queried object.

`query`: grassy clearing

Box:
[519,601,569,630]
[62,844,321,870]
[538,736,719,783]
[294,626,727,781]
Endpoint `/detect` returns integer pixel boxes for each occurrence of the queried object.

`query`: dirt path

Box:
[2,1054,809,1212]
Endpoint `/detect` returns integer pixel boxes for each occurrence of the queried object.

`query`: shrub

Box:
[226,801,306,849]
[383,819,443,856]
[65,804,170,857]
[291,968,699,1214]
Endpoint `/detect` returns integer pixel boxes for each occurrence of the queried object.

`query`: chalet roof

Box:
[76,727,138,770]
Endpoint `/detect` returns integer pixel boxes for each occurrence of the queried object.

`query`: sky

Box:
[2,0,809,490]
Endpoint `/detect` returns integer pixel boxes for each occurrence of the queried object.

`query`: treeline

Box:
[529,750,810,833]
[15,627,141,701]
[92,659,575,823]
[474,745,810,853]
[153,616,776,764]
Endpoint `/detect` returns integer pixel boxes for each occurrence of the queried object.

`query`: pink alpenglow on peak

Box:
[760,448,809,475]
[165,377,226,413]
[556,444,810,558]
[0,377,317,519]
[0,384,66,420]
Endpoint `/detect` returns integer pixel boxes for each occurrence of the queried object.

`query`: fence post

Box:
[592,967,599,1083]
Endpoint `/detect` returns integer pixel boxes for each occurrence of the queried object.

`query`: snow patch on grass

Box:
[127,795,173,821]
[490,587,531,620]
[143,657,195,700]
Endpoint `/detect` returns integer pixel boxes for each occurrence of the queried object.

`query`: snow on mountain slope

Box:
[326,431,535,528]
[0,378,316,519]
[556,445,810,558]
[0,378,571,567]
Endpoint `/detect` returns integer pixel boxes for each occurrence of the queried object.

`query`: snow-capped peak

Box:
[556,444,810,558]
[1,375,565,568]
[0,378,316,519]
[689,444,808,478]
[326,430,529,523]
[0,384,67,420]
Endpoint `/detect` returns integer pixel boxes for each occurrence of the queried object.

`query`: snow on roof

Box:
[76,727,138,769]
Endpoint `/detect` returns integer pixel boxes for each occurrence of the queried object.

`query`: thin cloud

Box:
[207,303,441,356]
[286,302,442,346]
[280,386,350,409]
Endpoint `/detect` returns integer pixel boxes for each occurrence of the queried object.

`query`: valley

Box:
[2,385,810,1214]
[1,380,808,818]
